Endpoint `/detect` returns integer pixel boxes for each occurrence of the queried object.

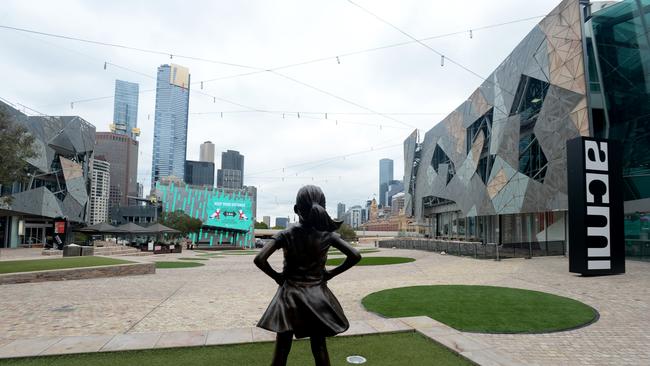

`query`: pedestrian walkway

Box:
[0,248,648,365]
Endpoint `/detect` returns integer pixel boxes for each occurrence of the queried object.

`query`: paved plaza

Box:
[0,247,649,365]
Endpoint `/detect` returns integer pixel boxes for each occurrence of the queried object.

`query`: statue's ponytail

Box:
[295,185,342,232]
[308,202,342,232]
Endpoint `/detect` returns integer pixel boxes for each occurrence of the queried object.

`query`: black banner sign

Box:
[567,137,625,275]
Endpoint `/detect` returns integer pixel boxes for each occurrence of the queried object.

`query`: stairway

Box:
[92,241,152,257]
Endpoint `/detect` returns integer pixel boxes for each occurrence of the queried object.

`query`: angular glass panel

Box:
[430,145,455,185]
[510,75,550,183]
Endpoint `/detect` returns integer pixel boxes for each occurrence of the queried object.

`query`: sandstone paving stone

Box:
[101,332,162,352]
[251,327,276,342]
[399,316,446,329]
[40,335,113,355]
[365,318,412,333]
[416,326,460,338]
[340,320,383,336]
[205,327,252,345]
[432,333,489,353]
[154,331,207,348]
[460,349,525,366]
[0,337,61,358]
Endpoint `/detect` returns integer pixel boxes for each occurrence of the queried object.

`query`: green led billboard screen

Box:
[205,194,252,231]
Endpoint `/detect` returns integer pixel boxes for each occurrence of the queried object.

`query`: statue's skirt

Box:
[257,279,349,338]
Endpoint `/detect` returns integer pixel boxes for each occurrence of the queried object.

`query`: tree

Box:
[159,210,203,236]
[0,106,37,200]
[336,223,357,241]
[271,225,284,230]
[187,216,203,235]
[255,221,269,229]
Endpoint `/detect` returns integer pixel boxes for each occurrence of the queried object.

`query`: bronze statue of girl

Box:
[254,185,361,366]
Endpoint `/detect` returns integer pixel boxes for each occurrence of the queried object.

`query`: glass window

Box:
[466,108,493,154]
[592,0,650,200]
[431,145,455,185]
[510,75,550,183]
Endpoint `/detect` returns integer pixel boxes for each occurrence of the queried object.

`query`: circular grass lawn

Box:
[328,248,381,256]
[222,250,259,255]
[155,261,205,269]
[196,253,223,258]
[362,285,598,333]
[326,256,414,266]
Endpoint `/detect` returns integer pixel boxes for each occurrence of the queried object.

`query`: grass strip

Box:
[0,257,133,274]
[326,256,414,266]
[155,261,204,269]
[0,332,472,366]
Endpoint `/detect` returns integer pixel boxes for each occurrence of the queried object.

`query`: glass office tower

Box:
[379,159,394,207]
[151,64,190,187]
[112,80,139,138]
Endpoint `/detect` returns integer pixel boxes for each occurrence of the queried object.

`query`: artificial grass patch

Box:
[362,285,598,333]
[328,248,380,256]
[222,250,258,255]
[0,332,472,366]
[177,257,209,261]
[0,257,133,274]
[196,253,223,258]
[198,250,257,256]
[155,261,205,269]
[326,256,415,266]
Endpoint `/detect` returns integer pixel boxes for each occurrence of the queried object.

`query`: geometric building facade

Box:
[0,101,95,248]
[404,0,649,254]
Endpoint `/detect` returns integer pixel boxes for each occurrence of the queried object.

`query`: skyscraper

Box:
[347,206,363,229]
[217,150,244,189]
[337,203,346,220]
[262,216,271,228]
[364,200,372,221]
[275,217,289,229]
[95,132,139,208]
[379,158,394,207]
[221,150,244,171]
[184,160,215,187]
[386,179,404,208]
[89,158,110,225]
[112,80,139,138]
[200,141,215,163]
[151,64,190,187]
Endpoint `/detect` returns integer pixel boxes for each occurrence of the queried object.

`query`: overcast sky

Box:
[0,0,563,222]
